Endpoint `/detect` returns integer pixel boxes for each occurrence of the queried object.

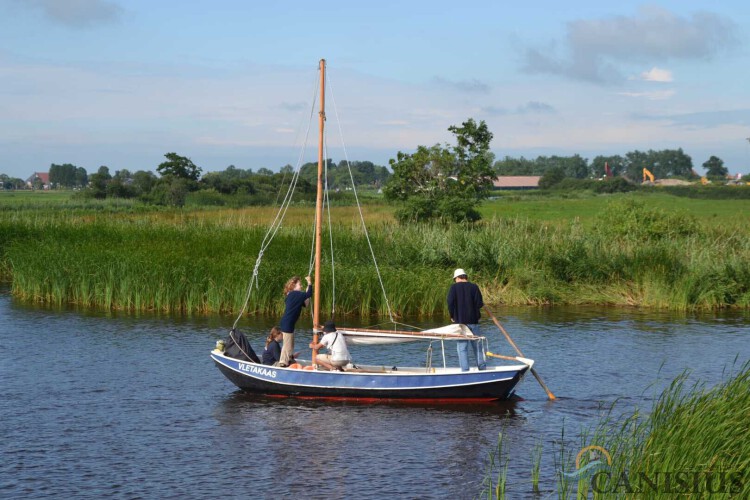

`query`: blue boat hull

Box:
[211,352,531,401]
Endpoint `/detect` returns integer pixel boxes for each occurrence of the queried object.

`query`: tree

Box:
[131,170,157,194]
[1,175,25,190]
[591,155,625,177]
[538,166,566,189]
[384,118,494,223]
[106,177,131,198]
[49,163,79,188]
[146,177,189,206]
[156,152,202,181]
[703,156,728,178]
[75,167,88,187]
[623,150,653,180]
[298,159,335,185]
[87,166,112,199]
[624,149,694,180]
[114,169,132,182]
[652,148,693,178]
[494,156,535,175]
[531,155,590,179]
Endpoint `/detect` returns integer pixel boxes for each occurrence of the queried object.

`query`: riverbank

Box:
[482,363,750,498]
[2,193,749,314]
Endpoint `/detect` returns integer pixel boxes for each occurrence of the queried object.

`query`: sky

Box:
[1,0,750,180]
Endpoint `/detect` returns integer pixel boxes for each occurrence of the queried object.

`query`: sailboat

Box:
[210,59,533,402]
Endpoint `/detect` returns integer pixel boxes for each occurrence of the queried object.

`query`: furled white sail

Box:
[339,324,483,345]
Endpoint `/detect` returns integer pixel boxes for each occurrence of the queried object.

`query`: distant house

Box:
[493,176,541,190]
[26,172,50,189]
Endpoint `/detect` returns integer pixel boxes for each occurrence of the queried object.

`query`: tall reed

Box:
[531,438,543,493]
[2,199,750,314]
[481,431,510,499]
[478,364,750,498]
[580,362,750,498]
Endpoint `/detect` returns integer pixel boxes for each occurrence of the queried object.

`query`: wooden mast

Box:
[312,59,326,352]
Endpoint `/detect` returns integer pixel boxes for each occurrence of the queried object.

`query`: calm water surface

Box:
[1,290,749,499]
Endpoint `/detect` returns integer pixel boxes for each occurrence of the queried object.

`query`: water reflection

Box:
[211,392,523,497]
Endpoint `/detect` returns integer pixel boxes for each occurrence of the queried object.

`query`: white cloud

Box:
[638,67,673,82]
[522,7,737,84]
[617,90,676,100]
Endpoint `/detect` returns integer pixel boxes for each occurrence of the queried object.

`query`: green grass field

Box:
[481,191,750,227]
[0,190,74,205]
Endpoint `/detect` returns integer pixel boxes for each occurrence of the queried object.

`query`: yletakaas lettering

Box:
[238,363,277,378]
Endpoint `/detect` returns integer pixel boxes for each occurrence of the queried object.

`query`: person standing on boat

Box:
[278,275,313,367]
[309,321,351,371]
[447,268,487,371]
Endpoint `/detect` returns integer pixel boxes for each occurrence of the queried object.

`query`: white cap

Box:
[453,268,467,279]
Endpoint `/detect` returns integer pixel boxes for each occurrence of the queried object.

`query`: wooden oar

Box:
[486,352,520,362]
[483,305,556,400]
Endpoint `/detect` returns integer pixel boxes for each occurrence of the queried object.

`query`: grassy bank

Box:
[481,190,750,228]
[1,193,750,314]
[576,363,750,498]
[482,363,750,498]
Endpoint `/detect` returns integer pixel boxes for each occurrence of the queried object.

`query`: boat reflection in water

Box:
[211,391,522,498]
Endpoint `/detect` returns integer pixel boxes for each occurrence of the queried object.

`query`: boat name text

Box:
[238,363,277,378]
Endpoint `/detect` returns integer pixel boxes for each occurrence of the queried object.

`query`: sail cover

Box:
[339,324,483,345]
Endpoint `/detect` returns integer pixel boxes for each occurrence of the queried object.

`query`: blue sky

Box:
[1,0,749,180]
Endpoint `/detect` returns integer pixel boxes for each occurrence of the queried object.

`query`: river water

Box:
[1,290,749,499]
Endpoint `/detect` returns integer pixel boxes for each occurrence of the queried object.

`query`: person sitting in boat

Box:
[447,268,487,371]
[309,321,351,371]
[278,275,313,367]
[261,326,284,366]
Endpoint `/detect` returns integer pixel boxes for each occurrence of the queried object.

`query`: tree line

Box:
[495,150,729,180]
[3,154,391,206]
[1,119,736,224]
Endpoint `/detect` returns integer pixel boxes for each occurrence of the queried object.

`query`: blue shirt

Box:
[447,281,483,324]
[279,285,312,333]
[262,340,281,365]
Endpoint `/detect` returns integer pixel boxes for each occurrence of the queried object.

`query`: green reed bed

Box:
[2,199,750,314]
[480,364,750,498]
[577,363,750,498]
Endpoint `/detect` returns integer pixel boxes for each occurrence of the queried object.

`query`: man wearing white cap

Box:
[447,268,487,371]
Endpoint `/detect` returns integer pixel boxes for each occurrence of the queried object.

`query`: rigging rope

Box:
[324,138,336,318]
[327,73,396,324]
[232,63,398,331]
[231,69,320,331]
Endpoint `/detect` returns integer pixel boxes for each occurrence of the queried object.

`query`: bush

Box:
[595,199,699,241]
[185,189,226,207]
[593,177,635,194]
[662,185,750,200]
[538,167,566,189]
[394,198,436,223]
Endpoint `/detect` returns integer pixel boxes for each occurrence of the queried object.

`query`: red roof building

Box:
[492,176,541,190]
[26,172,50,189]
